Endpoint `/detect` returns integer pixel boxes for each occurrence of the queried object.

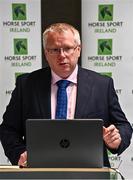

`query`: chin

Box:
[60,72,72,79]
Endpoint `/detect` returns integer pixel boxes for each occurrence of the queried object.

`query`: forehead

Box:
[46,30,75,47]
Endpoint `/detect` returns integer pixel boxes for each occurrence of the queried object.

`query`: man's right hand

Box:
[18,151,27,167]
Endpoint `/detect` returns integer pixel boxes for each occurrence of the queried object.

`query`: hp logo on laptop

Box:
[60,138,70,148]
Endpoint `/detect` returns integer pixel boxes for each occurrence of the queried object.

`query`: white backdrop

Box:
[82,0,133,179]
[0,0,42,164]
[0,0,133,178]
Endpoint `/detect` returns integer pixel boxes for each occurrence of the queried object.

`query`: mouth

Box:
[59,62,68,66]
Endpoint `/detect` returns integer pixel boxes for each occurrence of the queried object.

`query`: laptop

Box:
[26,119,103,168]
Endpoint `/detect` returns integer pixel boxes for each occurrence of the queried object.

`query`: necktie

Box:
[56,80,70,119]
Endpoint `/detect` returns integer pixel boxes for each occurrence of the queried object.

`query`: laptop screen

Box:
[26,119,103,168]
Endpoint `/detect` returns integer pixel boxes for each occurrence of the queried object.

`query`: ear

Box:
[77,45,81,57]
[44,49,48,61]
[44,49,47,55]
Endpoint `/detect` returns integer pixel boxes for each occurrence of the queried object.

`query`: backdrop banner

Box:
[82,0,133,179]
[0,0,42,164]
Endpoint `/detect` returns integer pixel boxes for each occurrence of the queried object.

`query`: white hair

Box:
[43,23,81,48]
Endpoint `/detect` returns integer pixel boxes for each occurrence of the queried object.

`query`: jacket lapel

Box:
[35,68,51,118]
[74,67,93,118]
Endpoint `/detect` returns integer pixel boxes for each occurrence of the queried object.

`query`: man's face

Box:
[44,30,81,78]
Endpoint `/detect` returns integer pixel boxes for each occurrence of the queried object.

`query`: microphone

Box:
[110,159,125,180]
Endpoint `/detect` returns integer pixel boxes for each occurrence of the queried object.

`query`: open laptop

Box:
[26,119,103,168]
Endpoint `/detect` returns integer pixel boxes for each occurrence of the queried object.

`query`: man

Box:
[0,23,132,167]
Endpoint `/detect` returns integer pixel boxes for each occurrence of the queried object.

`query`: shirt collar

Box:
[51,65,78,85]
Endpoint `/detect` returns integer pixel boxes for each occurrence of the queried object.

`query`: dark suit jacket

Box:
[0,66,132,166]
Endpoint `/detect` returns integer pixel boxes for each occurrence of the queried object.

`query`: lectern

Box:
[0,166,118,179]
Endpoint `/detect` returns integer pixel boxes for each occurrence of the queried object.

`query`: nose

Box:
[59,49,66,57]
